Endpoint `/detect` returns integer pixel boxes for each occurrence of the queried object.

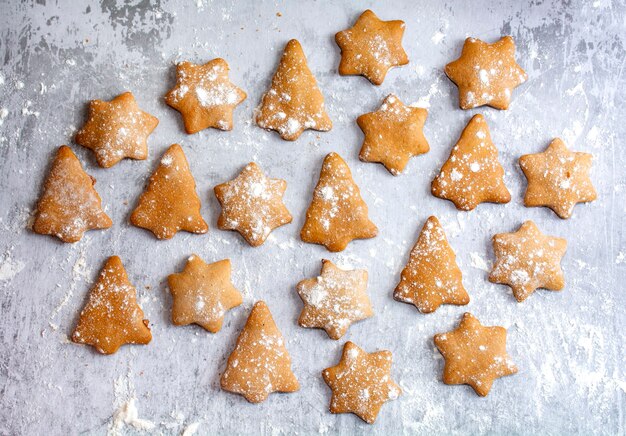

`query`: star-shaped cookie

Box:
[335,9,408,85]
[489,220,567,302]
[357,94,429,175]
[322,341,401,424]
[434,313,518,397]
[296,259,373,340]
[167,255,242,333]
[445,36,527,110]
[165,58,247,134]
[519,138,596,219]
[75,92,159,168]
[214,163,292,247]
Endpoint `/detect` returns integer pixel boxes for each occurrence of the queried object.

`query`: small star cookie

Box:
[445,36,527,110]
[221,301,299,403]
[431,114,510,211]
[519,138,596,219]
[165,58,247,134]
[214,163,292,247]
[357,94,429,175]
[256,39,332,141]
[296,259,373,340]
[71,256,152,355]
[33,146,112,243]
[167,255,242,333]
[394,216,469,313]
[434,313,518,397]
[301,152,378,252]
[130,144,208,239]
[489,220,567,302]
[75,92,158,167]
[322,341,401,424]
[335,9,409,85]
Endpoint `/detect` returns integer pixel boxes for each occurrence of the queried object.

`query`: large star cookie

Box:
[75,92,158,167]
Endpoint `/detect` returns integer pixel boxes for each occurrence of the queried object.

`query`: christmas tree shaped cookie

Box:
[33,146,112,243]
[130,144,208,239]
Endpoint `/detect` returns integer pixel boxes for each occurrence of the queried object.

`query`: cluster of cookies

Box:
[31,10,597,425]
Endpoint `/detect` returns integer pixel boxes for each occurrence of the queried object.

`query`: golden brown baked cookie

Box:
[394,216,469,313]
[214,162,292,247]
[33,146,112,243]
[165,58,247,134]
[489,220,567,302]
[75,92,158,168]
[256,39,332,141]
[71,256,152,355]
[434,312,518,397]
[301,152,378,252]
[220,301,299,403]
[519,138,596,219]
[130,144,208,239]
[445,36,527,110]
[335,9,408,85]
[322,341,401,424]
[296,259,372,340]
[357,94,429,175]
[431,114,510,211]
[167,255,242,333]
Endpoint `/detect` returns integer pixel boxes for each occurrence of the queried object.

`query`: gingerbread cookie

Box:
[519,138,596,219]
[167,255,242,333]
[434,313,517,396]
[165,58,247,134]
[256,39,332,141]
[489,221,567,302]
[445,36,527,110]
[431,114,510,211]
[296,259,372,340]
[322,341,401,424]
[72,256,152,355]
[33,146,112,243]
[75,92,158,168]
[357,94,429,175]
[335,9,408,85]
[301,152,378,252]
[214,163,292,247]
[394,216,469,313]
[130,144,208,239]
[221,301,299,403]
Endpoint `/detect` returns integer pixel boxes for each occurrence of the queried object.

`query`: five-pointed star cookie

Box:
[445,36,527,110]
[519,138,596,219]
[434,313,517,397]
[335,9,409,85]
[75,92,159,167]
[165,58,247,134]
[296,259,373,340]
[214,163,292,247]
[489,220,567,302]
[322,341,401,424]
[167,255,242,333]
[357,94,429,175]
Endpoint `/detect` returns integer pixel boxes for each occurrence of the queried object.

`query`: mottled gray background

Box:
[0,0,624,435]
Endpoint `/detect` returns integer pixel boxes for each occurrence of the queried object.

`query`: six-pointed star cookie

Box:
[165,58,247,134]
[520,138,596,219]
[357,94,429,175]
[489,220,567,302]
[322,341,401,424]
[335,9,409,85]
[75,92,159,168]
[296,259,373,340]
[434,313,518,397]
[167,255,242,333]
[445,36,527,110]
